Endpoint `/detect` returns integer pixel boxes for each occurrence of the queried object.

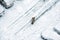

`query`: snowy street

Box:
[0,0,60,40]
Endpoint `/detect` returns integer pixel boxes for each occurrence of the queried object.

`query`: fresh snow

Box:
[0,0,60,40]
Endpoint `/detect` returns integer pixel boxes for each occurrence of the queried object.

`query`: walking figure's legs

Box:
[31,17,35,24]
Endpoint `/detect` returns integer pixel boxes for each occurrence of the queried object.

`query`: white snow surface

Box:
[0,0,60,40]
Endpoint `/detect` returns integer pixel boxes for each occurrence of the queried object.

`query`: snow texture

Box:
[0,0,60,40]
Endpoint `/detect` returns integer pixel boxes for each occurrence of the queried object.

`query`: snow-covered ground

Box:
[0,0,60,40]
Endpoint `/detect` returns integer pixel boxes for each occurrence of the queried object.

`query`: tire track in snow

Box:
[7,0,40,28]
[5,0,48,35]
[15,0,60,35]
